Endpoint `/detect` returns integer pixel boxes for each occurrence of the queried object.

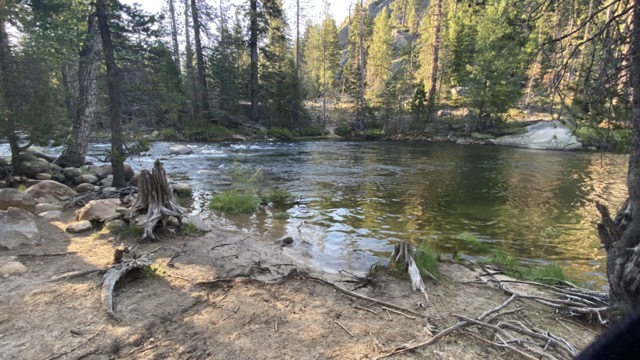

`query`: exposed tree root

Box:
[101,250,151,322]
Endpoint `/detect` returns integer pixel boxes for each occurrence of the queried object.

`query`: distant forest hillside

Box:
[0,0,633,151]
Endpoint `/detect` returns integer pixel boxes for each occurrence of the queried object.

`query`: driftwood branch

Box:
[101,254,152,322]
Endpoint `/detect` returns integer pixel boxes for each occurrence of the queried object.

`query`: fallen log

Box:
[126,159,184,240]
[102,254,151,322]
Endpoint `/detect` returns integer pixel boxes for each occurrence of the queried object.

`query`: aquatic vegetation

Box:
[209,190,260,214]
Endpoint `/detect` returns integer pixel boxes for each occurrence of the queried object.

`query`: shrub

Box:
[297,125,325,137]
[181,222,200,236]
[159,128,179,140]
[363,128,385,140]
[267,127,294,140]
[335,123,353,137]
[209,190,260,214]
[183,124,233,141]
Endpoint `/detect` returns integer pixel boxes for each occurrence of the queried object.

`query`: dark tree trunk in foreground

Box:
[249,0,259,123]
[96,0,125,187]
[0,14,30,172]
[56,14,101,168]
[597,1,640,320]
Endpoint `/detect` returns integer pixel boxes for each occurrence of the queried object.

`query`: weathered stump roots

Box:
[126,159,184,240]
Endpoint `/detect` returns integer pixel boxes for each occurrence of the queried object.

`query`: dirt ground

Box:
[0,210,604,360]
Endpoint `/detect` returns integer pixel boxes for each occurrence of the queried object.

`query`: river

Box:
[1,140,629,287]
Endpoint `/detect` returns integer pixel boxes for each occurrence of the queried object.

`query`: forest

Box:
[1,0,640,323]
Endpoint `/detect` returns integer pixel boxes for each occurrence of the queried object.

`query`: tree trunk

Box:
[183,0,196,123]
[96,0,125,187]
[425,0,442,124]
[249,0,259,123]
[0,12,29,172]
[358,0,365,130]
[191,0,209,119]
[168,0,181,73]
[597,1,640,320]
[56,14,102,168]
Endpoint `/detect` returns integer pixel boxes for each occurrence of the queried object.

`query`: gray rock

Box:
[99,175,113,187]
[456,139,470,145]
[171,183,192,197]
[75,183,97,193]
[75,174,99,185]
[0,207,40,249]
[0,260,28,277]
[102,187,118,195]
[167,144,193,155]
[484,139,497,146]
[19,161,51,178]
[63,167,82,180]
[87,165,112,179]
[35,203,63,215]
[52,174,66,183]
[66,220,93,234]
[75,199,126,223]
[39,210,62,222]
[24,180,78,204]
[25,147,56,162]
[35,173,52,180]
[494,121,582,151]
[0,189,37,212]
[25,179,44,187]
[50,164,63,175]
[0,158,9,168]
[151,130,160,138]
[16,152,39,163]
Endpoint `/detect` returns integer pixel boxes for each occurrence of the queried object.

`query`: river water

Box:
[1,141,629,287]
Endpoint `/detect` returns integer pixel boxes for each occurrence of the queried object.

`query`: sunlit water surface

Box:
[1,141,628,287]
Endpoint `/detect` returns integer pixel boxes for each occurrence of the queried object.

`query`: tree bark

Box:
[56,14,102,168]
[183,0,196,122]
[597,0,640,320]
[249,0,259,123]
[425,0,442,123]
[358,0,365,130]
[168,0,181,73]
[190,0,210,118]
[96,0,125,187]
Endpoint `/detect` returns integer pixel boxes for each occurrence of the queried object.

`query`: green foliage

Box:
[181,222,200,236]
[267,127,294,140]
[485,250,570,285]
[262,188,294,206]
[229,162,263,184]
[470,132,494,141]
[17,184,27,192]
[410,81,428,123]
[363,128,385,140]
[183,124,233,141]
[209,190,260,214]
[272,211,289,220]
[576,126,631,153]
[414,242,440,279]
[457,231,491,253]
[366,7,393,106]
[296,125,325,137]
[335,123,353,137]
[159,128,179,140]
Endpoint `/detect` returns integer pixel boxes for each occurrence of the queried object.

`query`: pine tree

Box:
[366,7,393,107]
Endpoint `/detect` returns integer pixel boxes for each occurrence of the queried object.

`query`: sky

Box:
[121,0,351,25]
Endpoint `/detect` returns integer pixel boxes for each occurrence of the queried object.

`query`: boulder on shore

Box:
[494,120,582,151]
[0,189,37,213]
[66,220,93,234]
[75,198,126,223]
[19,161,51,178]
[24,180,77,204]
[0,207,40,249]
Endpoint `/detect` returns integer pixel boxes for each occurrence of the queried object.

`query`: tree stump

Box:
[126,159,184,240]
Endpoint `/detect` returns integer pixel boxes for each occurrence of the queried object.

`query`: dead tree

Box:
[126,159,184,240]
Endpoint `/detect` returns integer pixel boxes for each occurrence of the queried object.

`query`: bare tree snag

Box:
[126,159,185,240]
[391,242,429,301]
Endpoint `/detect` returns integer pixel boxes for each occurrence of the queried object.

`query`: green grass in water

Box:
[457,231,491,253]
[209,190,260,214]
[262,188,294,206]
